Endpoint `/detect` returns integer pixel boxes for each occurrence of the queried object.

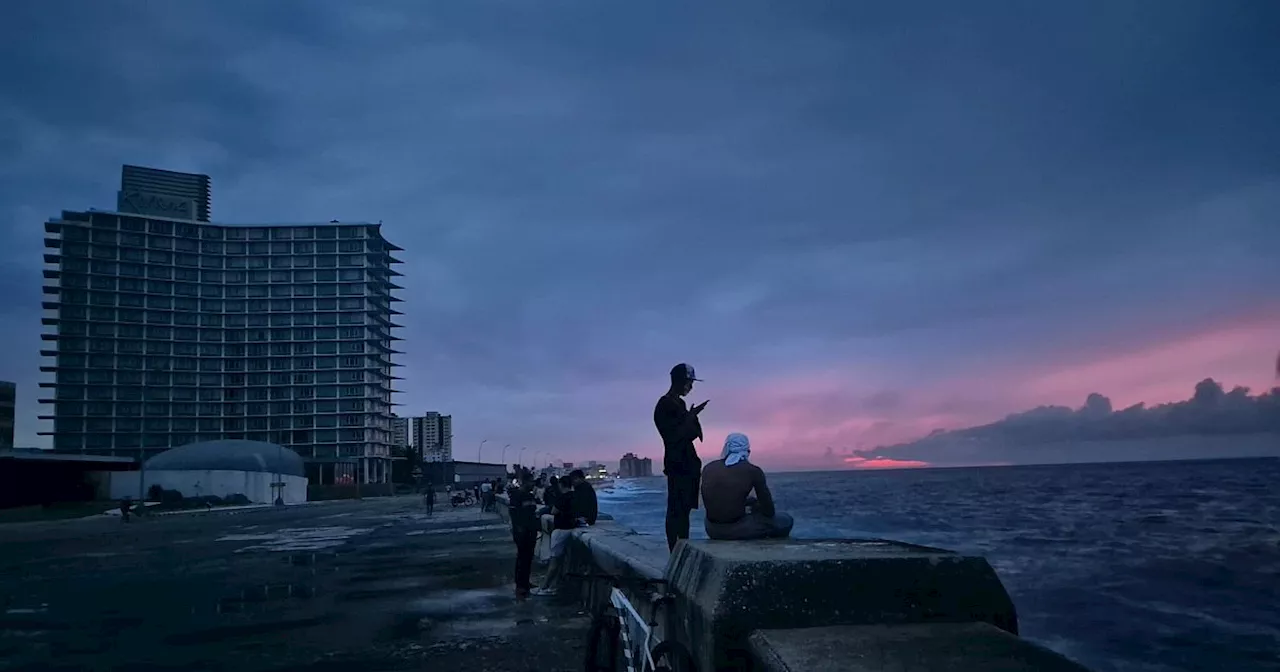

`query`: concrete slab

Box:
[749,623,1091,672]
[667,538,1019,672]
[573,521,669,581]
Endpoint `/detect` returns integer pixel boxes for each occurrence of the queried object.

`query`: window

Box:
[271,256,291,269]
[340,386,362,397]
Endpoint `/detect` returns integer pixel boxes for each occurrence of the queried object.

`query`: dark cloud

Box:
[870,380,1280,466]
[1,1,1277,460]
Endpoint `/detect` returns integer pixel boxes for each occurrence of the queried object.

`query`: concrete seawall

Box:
[496,492,1091,671]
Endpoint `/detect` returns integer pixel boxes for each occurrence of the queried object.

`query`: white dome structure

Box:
[145,440,305,478]
[109,440,308,505]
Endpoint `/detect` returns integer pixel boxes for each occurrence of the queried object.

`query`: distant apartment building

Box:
[618,452,653,478]
[406,412,452,462]
[0,382,14,449]
[39,166,404,485]
[390,414,410,452]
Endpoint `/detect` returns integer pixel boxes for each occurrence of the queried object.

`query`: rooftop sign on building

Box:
[116,190,196,220]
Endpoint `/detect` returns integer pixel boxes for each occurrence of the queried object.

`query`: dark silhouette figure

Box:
[654,363,707,551]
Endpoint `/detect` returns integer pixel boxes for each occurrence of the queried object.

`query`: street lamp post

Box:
[477,438,489,464]
[519,446,527,469]
[501,444,511,474]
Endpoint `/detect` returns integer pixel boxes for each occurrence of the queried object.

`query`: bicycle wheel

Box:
[583,602,621,672]
[651,639,697,672]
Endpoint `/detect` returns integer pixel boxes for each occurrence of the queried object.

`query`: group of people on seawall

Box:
[656,362,793,551]
[503,361,791,598]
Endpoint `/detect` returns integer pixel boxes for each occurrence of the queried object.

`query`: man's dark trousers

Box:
[665,472,699,552]
[513,529,538,591]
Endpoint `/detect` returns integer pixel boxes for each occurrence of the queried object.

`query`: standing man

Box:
[423,480,435,517]
[654,363,708,551]
[508,471,540,598]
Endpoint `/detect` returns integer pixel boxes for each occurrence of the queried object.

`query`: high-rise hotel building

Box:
[39,166,403,484]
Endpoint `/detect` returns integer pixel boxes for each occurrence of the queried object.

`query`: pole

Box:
[501,444,510,475]
[477,438,488,464]
[519,446,527,470]
[137,448,146,505]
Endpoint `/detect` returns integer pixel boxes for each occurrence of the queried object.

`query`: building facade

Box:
[407,412,452,462]
[618,452,653,478]
[40,193,403,485]
[0,382,14,449]
[390,414,410,452]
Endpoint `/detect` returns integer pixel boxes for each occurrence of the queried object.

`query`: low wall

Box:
[495,491,1091,671]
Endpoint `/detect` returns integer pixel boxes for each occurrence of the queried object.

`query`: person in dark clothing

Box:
[654,362,709,551]
[701,432,793,540]
[423,481,435,516]
[533,478,577,596]
[508,477,540,598]
[567,469,598,527]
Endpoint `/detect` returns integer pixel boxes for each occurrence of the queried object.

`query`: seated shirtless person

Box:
[700,432,794,540]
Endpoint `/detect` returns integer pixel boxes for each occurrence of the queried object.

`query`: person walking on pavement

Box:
[654,363,708,552]
[423,480,435,517]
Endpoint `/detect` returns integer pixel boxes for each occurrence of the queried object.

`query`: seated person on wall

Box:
[700,432,794,541]
[567,469,599,527]
[532,476,580,596]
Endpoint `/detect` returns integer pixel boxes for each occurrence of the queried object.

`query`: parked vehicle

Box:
[451,490,475,507]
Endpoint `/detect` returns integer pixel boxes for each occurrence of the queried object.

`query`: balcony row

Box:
[47,279,402,302]
[48,229,396,255]
[48,248,401,273]
[44,399,393,416]
[49,213,403,250]
[50,436,394,458]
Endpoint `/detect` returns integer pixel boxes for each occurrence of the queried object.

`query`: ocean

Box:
[595,458,1280,672]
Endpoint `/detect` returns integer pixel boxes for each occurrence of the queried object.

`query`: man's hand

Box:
[692,400,709,414]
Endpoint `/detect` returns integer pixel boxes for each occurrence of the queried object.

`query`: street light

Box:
[519,446,527,468]
[501,444,511,472]
[477,438,488,464]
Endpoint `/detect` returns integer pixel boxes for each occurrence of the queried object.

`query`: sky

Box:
[1,1,1277,471]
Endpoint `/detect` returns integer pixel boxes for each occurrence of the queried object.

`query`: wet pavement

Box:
[0,497,588,672]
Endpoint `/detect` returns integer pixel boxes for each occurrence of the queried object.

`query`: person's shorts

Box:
[666,473,701,513]
[549,529,572,558]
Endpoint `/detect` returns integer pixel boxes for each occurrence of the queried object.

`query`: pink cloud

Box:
[1019,313,1280,409]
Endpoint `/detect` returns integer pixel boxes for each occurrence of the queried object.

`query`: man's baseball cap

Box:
[670,363,702,382]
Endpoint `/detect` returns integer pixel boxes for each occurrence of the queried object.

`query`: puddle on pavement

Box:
[406,524,508,536]
[217,583,317,614]
[388,589,560,640]
[335,576,439,602]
